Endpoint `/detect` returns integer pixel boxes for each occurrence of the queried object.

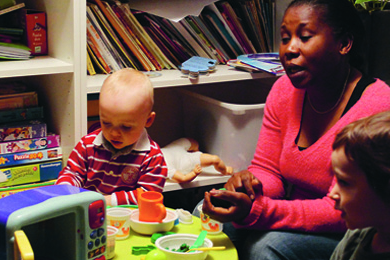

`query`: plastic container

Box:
[180,86,266,171]
[106,226,118,259]
[155,233,213,260]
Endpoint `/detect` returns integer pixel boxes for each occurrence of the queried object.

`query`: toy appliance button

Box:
[88,241,94,250]
[98,228,104,237]
[90,230,98,239]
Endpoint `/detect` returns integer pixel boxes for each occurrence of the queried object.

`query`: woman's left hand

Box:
[202,189,253,223]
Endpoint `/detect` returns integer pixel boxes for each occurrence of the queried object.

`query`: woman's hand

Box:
[202,189,253,223]
[224,170,263,200]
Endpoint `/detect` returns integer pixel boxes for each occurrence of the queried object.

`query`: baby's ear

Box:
[145,111,156,128]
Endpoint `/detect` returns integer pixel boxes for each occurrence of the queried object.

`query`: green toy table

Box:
[113,216,238,259]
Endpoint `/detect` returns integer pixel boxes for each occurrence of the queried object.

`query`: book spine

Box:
[94,0,152,71]
[0,134,60,154]
[0,147,62,168]
[0,106,44,124]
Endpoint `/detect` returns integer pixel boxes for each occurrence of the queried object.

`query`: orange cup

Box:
[138,189,166,222]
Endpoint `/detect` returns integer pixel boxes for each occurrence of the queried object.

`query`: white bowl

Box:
[129,209,178,235]
[155,233,213,260]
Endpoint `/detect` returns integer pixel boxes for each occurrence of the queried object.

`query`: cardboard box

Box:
[0,120,47,142]
[25,10,47,55]
[0,147,62,168]
[0,134,60,154]
[0,160,62,188]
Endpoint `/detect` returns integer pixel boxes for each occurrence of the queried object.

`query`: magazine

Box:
[237,52,285,76]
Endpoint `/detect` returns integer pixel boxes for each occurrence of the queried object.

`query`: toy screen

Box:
[22,212,76,260]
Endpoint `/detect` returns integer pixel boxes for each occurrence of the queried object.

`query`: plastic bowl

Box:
[155,233,213,260]
[129,209,178,235]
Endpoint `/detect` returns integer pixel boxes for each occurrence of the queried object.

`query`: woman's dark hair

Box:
[333,111,390,202]
[287,0,367,72]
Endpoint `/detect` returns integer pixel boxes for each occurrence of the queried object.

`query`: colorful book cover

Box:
[0,134,60,154]
[0,180,56,198]
[237,53,285,76]
[0,160,62,188]
[0,91,38,111]
[0,120,47,142]
[0,106,43,123]
[0,147,62,168]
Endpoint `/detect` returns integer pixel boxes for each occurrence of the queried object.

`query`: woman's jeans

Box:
[193,200,343,260]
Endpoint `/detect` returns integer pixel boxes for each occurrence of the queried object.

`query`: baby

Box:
[56,68,167,206]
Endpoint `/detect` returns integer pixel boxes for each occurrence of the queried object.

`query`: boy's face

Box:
[330,148,387,230]
[99,92,154,150]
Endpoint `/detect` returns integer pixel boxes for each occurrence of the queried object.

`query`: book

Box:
[180,18,219,61]
[0,106,43,123]
[0,160,62,188]
[0,147,62,168]
[0,42,31,60]
[0,91,38,111]
[215,1,256,54]
[86,46,97,75]
[87,42,109,74]
[189,15,230,63]
[0,120,47,142]
[93,0,154,71]
[89,2,138,70]
[119,2,176,70]
[237,53,285,76]
[87,7,124,72]
[0,134,60,154]
[0,2,25,16]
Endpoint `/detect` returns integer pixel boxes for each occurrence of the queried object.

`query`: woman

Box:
[201,0,390,259]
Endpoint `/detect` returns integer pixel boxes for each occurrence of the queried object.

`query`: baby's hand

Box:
[104,195,112,207]
[194,164,202,175]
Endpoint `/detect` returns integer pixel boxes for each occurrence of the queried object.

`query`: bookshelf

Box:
[0,0,289,191]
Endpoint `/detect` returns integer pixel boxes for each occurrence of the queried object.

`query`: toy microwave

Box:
[0,185,107,260]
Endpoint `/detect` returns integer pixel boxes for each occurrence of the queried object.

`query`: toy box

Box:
[0,134,60,154]
[25,10,48,55]
[0,147,62,168]
[0,179,55,198]
[0,120,46,142]
[0,106,43,123]
[180,85,267,171]
[0,160,62,188]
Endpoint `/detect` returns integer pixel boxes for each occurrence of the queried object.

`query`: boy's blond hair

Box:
[100,68,154,114]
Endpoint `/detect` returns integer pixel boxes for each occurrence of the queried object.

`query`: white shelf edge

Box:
[163,169,231,192]
[0,56,74,78]
[86,65,275,94]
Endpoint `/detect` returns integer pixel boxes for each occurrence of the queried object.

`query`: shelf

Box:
[86,65,275,94]
[163,167,231,192]
[0,56,73,78]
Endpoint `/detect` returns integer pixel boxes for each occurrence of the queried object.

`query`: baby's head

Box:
[330,111,390,229]
[99,68,155,150]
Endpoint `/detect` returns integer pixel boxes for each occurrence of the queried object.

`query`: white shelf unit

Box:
[81,1,285,191]
[0,0,85,163]
[0,0,284,191]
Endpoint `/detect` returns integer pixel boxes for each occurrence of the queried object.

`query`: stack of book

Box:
[86,0,274,74]
[0,82,62,194]
[0,0,32,59]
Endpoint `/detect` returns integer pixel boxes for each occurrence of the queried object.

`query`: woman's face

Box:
[279,5,343,90]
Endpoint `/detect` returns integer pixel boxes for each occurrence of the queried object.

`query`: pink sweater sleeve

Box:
[234,76,390,233]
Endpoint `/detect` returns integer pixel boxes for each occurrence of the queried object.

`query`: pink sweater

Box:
[234,75,390,233]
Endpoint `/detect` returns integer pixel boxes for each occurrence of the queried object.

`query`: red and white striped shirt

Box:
[56,129,167,205]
